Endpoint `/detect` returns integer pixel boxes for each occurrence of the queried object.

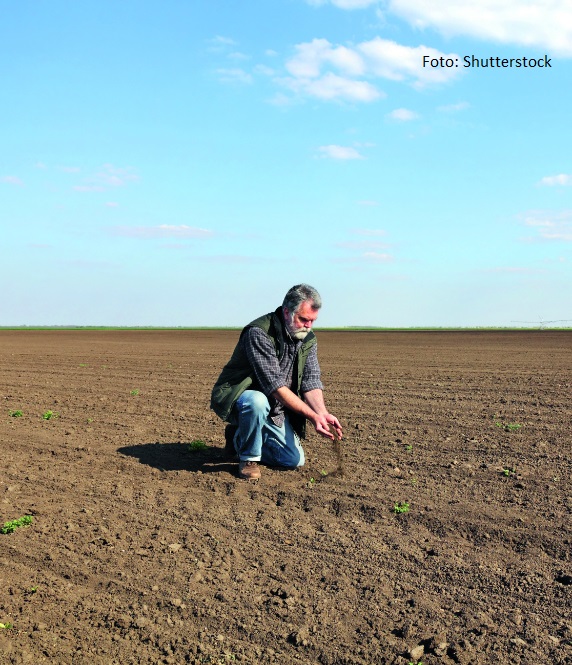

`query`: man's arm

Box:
[272,386,342,440]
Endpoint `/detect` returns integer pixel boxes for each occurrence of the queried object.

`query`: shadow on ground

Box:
[117,442,237,475]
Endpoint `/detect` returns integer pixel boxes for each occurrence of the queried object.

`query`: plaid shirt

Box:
[241,325,323,426]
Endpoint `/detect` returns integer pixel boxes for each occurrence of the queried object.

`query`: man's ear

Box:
[283,307,289,318]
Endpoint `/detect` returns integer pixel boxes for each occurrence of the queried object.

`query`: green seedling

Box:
[1,515,33,534]
[393,501,410,514]
[9,410,23,417]
[27,586,38,594]
[309,477,316,485]
[42,410,59,420]
[130,389,140,396]
[405,444,413,451]
[409,661,423,665]
[0,623,13,630]
[79,363,87,367]
[320,470,328,476]
[495,420,522,432]
[187,440,207,452]
[87,418,94,424]
[502,466,516,477]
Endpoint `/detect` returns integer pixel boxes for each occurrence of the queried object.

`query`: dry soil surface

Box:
[0,330,571,665]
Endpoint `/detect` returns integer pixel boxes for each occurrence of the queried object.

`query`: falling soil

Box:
[0,330,571,665]
[323,429,345,479]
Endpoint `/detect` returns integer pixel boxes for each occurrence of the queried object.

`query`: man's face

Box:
[284,300,319,340]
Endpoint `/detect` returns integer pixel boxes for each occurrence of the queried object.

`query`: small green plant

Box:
[0,622,13,630]
[79,363,87,367]
[27,586,38,594]
[495,420,522,432]
[309,477,316,485]
[405,444,413,451]
[320,469,328,476]
[42,410,59,420]
[502,466,516,477]
[87,417,94,423]
[9,410,23,417]
[393,501,410,514]
[187,440,207,452]
[1,515,33,534]
[408,661,423,665]
[130,389,140,396]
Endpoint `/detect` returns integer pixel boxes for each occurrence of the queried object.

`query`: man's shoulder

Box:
[245,309,279,333]
[240,313,277,350]
[244,312,274,332]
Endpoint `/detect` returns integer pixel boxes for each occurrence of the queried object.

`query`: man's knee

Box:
[281,445,305,469]
[237,390,270,417]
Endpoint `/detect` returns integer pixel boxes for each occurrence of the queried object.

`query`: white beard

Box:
[291,329,309,341]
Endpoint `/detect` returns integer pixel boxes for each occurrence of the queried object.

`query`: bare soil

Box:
[0,330,571,665]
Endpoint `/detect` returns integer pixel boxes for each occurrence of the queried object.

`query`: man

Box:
[210,284,343,480]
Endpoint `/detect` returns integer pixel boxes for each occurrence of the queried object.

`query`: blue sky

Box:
[2,0,571,327]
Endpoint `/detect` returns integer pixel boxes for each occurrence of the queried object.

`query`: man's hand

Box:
[272,386,343,441]
[311,412,343,440]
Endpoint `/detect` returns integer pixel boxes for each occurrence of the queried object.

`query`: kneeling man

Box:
[210,284,343,480]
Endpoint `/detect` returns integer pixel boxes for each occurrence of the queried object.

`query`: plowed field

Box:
[1,330,571,665]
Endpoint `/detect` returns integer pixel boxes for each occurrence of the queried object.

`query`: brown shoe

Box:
[238,461,261,480]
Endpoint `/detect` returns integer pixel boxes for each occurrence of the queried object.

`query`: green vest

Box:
[210,308,317,438]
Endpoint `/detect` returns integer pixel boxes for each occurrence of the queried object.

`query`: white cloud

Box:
[287,39,365,77]
[111,225,214,239]
[254,64,275,76]
[318,145,364,160]
[1,175,24,186]
[438,101,470,113]
[522,210,572,241]
[279,37,459,103]
[74,185,105,192]
[538,174,572,186]
[387,107,419,121]
[358,37,460,86]
[363,251,393,262]
[336,228,394,263]
[216,68,253,84]
[100,165,138,186]
[386,0,572,56]
[207,35,237,49]
[282,71,381,102]
[229,51,250,61]
[282,38,382,102]
[75,164,139,192]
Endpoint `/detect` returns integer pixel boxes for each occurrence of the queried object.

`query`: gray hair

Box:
[282,284,322,314]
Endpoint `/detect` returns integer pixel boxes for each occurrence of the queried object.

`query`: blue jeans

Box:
[233,390,305,468]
